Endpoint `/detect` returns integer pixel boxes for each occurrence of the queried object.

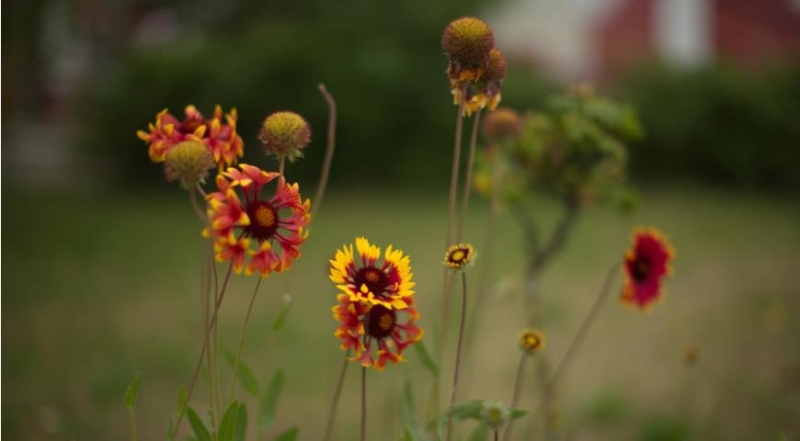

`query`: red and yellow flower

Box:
[137,104,244,167]
[329,238,415,310]
[621,227,675,310]
[332,294,423,370]
[204,163,310,277]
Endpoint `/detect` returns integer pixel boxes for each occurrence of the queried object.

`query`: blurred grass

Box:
[2,185,800,440]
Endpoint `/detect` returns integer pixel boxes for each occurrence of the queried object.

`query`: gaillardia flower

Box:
[621,227,675,310]
[258,111,312,162]
[332,294,423,370]
[204,163,310,277]
[452,48,507,117]
[444,243,476,271]
[442,17,495,82]
[329,238,415,309]
[137,104,244,167]
[164,140,215,190]
[519,329,546,355]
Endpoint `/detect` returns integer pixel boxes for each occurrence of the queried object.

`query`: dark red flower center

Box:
[631,257,651,282]
[355,267,388,295]
[366,305,396,339]
[244,200,279,242]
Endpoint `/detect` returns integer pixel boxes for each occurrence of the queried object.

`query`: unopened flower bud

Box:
[480,401,510,430]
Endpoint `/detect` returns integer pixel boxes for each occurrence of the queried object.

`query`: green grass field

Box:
[3,185,799,440]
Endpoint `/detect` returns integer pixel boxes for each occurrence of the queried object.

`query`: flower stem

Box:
[494,429,499,441]
[502,354,527,441]
[446,88,467,250]
[323,350,351,441]
[361,365,367,441]
[312,83,337,221]
[445,272,469,441]
[172,262,234,437]
[533,263,620,419]
[128,406,137,441]
[279,157,286,177]
[228,276,264,401]
[456,108,482,242]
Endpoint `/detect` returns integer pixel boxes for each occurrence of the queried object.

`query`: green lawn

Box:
[3,185,799,440]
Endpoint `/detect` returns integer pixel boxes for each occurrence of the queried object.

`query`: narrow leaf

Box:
[509,408,528,420]
[259,369,286,432]
[413,341,439,377]
[272,295,293,331]
[467,422,490,441]
[218,401,248,441]
[403,426,416,441]
[124,373,142,408]
[274,426,299,441]
[401,381,424,440]
[177,386,188,413]
[450,400,484,421]
[187,406,212,441]
[224,350,261,396]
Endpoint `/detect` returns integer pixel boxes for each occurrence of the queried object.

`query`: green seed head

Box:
[163,140,215,190]
[442,17,495,69]
[258,111,312,162]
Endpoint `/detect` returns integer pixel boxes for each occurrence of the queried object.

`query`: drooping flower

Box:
[329,238,415,310]
[443,243,476,271]
[620,227,675,310]
[204,163,310,277]
[258,111,312,162]
[451,48,507,116]
[442,17,495,83]
[332,294,423,370]
[137,105,244,167]
[519,329,546,355]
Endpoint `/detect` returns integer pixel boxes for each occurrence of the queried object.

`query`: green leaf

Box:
[467,422,490,441]
[403,426,416,441]
[224,350,261,396]
[400,381,424,441]
[272,295,293,331]
[259,369,285,432]
[166,415,177,440]
[177,386,188,413]
[187,406,212,441]
[450,400,484,421]
[218,401,248,441]
[413,341,439,377]
[274,426,299,441]
[509,408,528,420]
[124,373,142,408]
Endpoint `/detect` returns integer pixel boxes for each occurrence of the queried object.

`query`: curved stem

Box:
[532,263,620,419]
[171,262,234,437]
[189,187,207,223]
[502,354,527,441]
[311,84,337,221]
[228,276,264,401]
[456,108,482,242]
[323,350,351,441]
[361,366,367,441]
[445,272,469,441]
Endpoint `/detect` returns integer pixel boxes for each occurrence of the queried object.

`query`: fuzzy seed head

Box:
[442,17,495,68]
[483,48,507,82]
[480,401,510,430]
[258,111,312,161]
[482,107,523,142]
[163,140,214,190]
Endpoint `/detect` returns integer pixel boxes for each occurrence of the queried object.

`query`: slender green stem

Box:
[128,407,137,441]
[172,262,234,437]
[190,187,207,223]
[456,108,482,242]
[445,272,469,441]
[361,365,367,441]
[502,354,527,441]
[312,84,337,221]
[532,263,620,419]
[445,87,467,250]
[279,157,286,177]
[228,276,264,400]
[323,350,351,441]
[203,242,216,432]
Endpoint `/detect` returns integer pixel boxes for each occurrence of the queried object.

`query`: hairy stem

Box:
[228,276,264,400]
[445,272,469,441]
[312,83,337,221]
[323,350,351,441]
[456,108,482,242]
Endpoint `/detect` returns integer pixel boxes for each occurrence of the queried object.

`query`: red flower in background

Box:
[621,227,675,310]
